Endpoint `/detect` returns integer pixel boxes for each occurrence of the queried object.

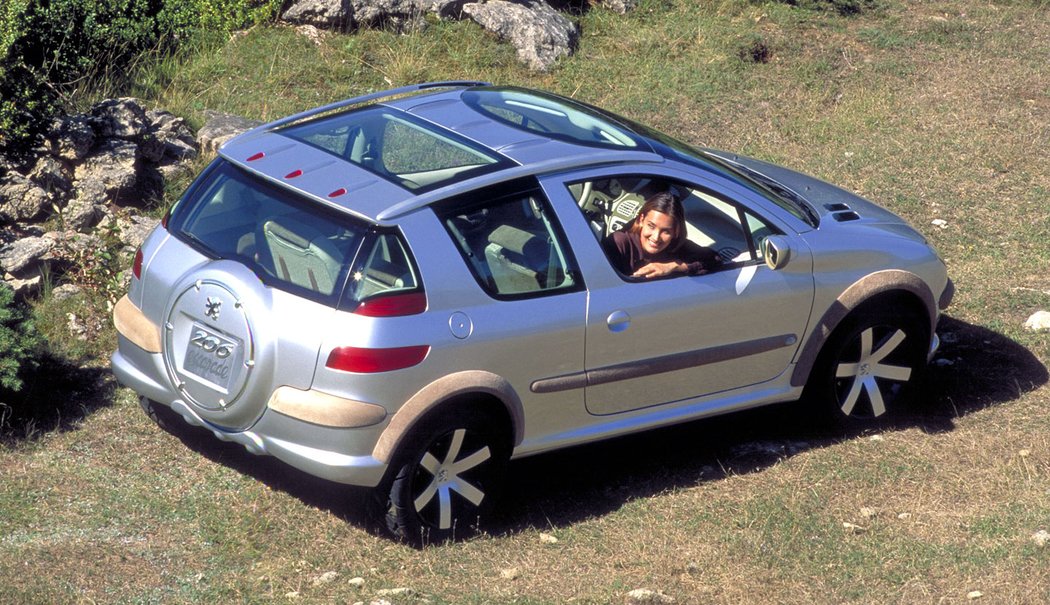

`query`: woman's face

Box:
[637,210,676,256]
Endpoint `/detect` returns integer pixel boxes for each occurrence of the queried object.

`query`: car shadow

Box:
[139,315,1047,542]
[489,315,1048,534]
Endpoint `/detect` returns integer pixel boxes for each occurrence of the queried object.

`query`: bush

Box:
[0,283,41,393]
[0,0,283,160]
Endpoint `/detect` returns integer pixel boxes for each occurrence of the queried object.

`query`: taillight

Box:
[353,292,427,317]
[161,208,170,229]
[132,248,143,280]
[326,345,430,373]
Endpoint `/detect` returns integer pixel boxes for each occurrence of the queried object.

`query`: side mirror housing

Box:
[762,235,792,270]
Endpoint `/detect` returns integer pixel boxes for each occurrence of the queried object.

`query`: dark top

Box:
[602,230,721,277]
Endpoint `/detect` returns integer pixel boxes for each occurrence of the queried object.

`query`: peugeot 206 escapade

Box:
[111,81,953,542]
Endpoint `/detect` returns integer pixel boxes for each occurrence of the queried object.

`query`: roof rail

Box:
[238,81,490,138]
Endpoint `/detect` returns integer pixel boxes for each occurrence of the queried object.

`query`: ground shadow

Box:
[489,316,1048,534]
[132,315,1047,542]
[0,355,115,445]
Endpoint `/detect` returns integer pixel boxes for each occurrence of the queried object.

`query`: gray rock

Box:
[46,115,96,161]
[73,139,140,205]
[197,111,265,155]
[598,0,637,14]
[463,0,578,72]
[89,98,151,140]
[4,273,41,296]
[28,155,74,197]
[63,188,107,231]
[430,0,474,19]
[117,214,160,250]
[282,0,353,30]
[352,0,428,31]
[1024,311,1050,332]
[51,283,82,301]
[0,235,55,274]
[147,109,199,161]
[0,172,52,223]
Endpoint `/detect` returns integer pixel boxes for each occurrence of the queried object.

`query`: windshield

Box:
[169,160,368,306]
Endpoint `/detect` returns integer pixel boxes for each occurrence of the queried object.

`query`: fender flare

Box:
[790,270,936,387]
[372,370,524,464]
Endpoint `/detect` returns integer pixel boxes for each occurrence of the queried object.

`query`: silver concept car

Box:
[111,81,953,541]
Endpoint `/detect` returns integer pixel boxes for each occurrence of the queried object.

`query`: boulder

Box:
[73,139,141,205]
[28,155,74,197]
[64,184,108,231]
[46,115,96,161]
[282,0,353,30]
[116,214,160,251]
[352,0,428,31]
[88,98,151,140]
[1024,310,1050,332]
[463,0,579,72]
[0,235,54,275]
[147,109,199,162]
[197,111,265,154]
[0,172,51,223]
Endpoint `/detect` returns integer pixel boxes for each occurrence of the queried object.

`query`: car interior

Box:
[569,176,774,268]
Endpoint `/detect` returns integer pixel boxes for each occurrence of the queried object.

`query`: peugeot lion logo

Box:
[205,297,222,321]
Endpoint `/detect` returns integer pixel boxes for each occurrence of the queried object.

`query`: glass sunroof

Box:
[462,87,645,150]
[279,106,513,192]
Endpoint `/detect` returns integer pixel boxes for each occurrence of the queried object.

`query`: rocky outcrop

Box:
[463,0,578,72]
[281,0,428,33]
[279,0,615,70]
[0,98,200,295]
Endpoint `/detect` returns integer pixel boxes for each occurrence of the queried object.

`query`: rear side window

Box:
[350,232,419,302]
[435,183,582,299]
[169,160,367,306]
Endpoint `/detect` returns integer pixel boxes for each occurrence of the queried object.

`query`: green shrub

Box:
[0,284,41,393]
[0,0,283,159]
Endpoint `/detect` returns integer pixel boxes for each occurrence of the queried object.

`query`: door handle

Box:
[606,310,631,333]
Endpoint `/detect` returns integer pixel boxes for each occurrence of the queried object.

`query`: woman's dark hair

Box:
[628,191,688,252]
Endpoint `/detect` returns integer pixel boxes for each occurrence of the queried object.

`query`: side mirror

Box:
[762,235,792,270]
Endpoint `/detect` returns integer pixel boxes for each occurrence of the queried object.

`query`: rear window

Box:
[168,160,368,306]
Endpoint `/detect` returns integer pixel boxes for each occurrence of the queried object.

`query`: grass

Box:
[2,0,1050,603]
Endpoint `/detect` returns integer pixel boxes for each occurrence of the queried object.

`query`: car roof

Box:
[218,82,666,223]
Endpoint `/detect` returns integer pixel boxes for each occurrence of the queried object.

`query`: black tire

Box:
[382,408,509,545]
[807,307,928,424]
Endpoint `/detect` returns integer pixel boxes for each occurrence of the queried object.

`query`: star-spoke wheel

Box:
[384,408,508,544]
[808,306,928,424]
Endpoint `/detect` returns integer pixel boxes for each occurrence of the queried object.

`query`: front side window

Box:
[567,175,778,279]
[169,160,367,306]
[436,182,582,299]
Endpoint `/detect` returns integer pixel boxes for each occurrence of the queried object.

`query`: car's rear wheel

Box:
[808,307,927,424]
[383,408,508,544]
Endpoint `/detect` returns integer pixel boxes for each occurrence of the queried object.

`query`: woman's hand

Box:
[632,261,683,279]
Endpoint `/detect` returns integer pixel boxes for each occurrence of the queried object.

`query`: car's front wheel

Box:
[383,408,508,544]
[808,307,928,424]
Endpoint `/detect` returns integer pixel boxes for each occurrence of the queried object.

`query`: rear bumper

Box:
[111,336,389,487]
